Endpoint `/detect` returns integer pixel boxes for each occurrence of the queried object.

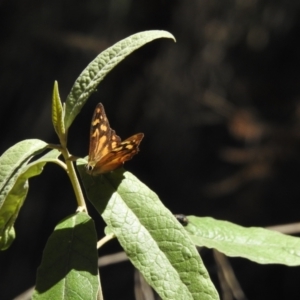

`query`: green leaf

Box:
[0,139,47,194]
[52,81,65,141]
[64,30,175,129]
[0,226,15,250]
[77,162,219,300]
[33,212,100,300]
[185,216,300,266]
[0,141,60,250]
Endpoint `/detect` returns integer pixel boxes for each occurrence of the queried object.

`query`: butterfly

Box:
[85,103,144,175]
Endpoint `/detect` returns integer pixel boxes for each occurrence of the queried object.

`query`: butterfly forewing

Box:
[88,103,120,163]
[86,103,143,175]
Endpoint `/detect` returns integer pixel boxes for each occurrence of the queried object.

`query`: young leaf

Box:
[77,162,219,300]
[33,212,100,300]
[185,216,300,266]
[0,143,60,250]
[52,81,65,140]
[64,30,175,129]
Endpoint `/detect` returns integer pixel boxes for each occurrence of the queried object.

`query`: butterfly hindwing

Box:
[92,133,143,175]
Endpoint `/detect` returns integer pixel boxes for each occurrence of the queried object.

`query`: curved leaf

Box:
[0,142,60,250]
[64,30,175,129]
[77,162,219,300]
[33,212,100,300]
[0,139,47,199]
[186,216,300,266]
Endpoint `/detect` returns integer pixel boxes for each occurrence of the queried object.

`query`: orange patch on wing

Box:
[100,124,107,131]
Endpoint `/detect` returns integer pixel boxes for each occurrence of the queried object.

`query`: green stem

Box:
[61,147,87,212]
[46,158,68,171]
[97,233,115,249]
[97,285,104,300]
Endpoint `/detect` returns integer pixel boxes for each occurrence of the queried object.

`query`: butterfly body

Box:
[86,103,144,175]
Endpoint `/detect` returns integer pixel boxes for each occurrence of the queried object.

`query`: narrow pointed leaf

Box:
[33,212,100,300]
[64,30,175,129]
[185,216,300,266]
[77,162,219,300]
[52,81,65,139]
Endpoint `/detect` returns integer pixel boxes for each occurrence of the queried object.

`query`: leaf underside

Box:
[77,161,219,300]
[185,216,300,266]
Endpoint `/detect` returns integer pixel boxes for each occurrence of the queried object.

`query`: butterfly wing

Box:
[86,102,144,175]
[91,133,144,175]
[87,103,121,170]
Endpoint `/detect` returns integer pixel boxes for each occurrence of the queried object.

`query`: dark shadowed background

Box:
[1,1,300,299]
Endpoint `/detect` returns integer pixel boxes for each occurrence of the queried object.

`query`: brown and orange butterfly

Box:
[85,103,144,175]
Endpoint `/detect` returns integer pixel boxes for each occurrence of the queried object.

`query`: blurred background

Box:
[1,0,300,299]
